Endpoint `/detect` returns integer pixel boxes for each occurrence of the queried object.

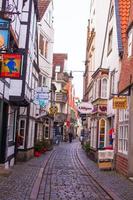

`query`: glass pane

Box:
[20,120,25,128]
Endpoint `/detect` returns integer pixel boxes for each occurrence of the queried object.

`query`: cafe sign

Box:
[113,97,127,109]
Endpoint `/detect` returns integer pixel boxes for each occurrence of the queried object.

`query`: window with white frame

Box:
[39,34,44,55]
[8,107,16,141]
[96,79,100,99]
[55,65,61,73]
[93,81,97,100]
[99,119,106,148]
[128,28,133,57]
[110,71,115,95]
[107,28,113,54]
[90,119,97,148]
[101,78,107,98]
[17,119,26,149]
[118,106,129,155]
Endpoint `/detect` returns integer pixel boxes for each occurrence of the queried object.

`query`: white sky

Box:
[53,0,90,99]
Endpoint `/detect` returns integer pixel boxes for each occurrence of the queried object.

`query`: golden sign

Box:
[113,97,127,109]
[49,105,58,115]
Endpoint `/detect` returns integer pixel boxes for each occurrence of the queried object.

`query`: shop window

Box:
[90,120,97,148]
[101,78,107,98]
[17,119,26,149]
[99,119,106,148]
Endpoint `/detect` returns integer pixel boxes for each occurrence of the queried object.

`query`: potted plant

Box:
[34,142,42,157]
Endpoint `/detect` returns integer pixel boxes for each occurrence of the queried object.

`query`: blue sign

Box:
[0,18,10,49]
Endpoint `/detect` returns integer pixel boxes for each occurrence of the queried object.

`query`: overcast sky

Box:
[53,0,90,99]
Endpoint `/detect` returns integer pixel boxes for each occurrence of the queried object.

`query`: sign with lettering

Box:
[78,102,93,114]
[113,97,127,109]
[0,18,10,49]
[34,86,49,107]
[0,53,22,78]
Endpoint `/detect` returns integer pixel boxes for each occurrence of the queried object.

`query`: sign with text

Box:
[0,53,22,78]
[0,18,10,49]
[78,102,93,114]
[34,86,49,107]
[113,97,127,109]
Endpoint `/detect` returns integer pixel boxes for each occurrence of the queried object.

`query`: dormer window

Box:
[128,28,133,57]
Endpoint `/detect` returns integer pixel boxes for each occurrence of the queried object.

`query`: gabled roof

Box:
[37,0,51,21]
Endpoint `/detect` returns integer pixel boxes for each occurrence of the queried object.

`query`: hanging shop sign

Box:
[78,101,93,114]
[49,105,58,115]
[34,86,49,107]
[0,53,22,78]
[0,18,10,49]
[113,97,127,109]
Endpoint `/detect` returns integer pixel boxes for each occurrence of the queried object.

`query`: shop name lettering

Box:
[79,106,92,110]
[0,22,9,29]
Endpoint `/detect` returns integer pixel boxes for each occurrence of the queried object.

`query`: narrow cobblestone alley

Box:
[0,141,133,200]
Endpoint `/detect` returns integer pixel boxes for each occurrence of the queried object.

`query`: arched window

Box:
[101,78,107,98]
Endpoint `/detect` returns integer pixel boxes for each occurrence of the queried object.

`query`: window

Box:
[39,34,44,55]
[99,119,106,148]
[109,4,114,21]
[110,71,115,95]
[128,28,133,57]
[107,29,113,54]
[96,79,100,99]
[55,65,61,73]
[90,119,97,148]
[44,40,48,58]
[17,119,26,149]
[101,78,107,98]
[43,76,46,86]
[38,74,42,87]
[8,107,16,141]
[118,104,129,155]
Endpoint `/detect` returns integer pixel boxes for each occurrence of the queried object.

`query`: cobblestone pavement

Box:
[0,140,133,200]
[77,143,133,200]
[0,152,52,200]
[37,143,113,200]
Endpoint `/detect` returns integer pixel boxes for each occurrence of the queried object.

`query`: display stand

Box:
[98,150,114,170]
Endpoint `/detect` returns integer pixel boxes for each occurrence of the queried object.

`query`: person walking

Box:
[68,126,73,143]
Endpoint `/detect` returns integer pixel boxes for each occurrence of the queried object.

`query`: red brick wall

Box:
[53,53,68,79]
[119,0,133,92]
[116,154,128,176]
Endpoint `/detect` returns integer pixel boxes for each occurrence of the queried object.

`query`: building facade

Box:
[0,0,39,168]
[36,0,54,142]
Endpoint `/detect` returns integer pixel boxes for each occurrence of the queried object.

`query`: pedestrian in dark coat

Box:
[68,127,73,143]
